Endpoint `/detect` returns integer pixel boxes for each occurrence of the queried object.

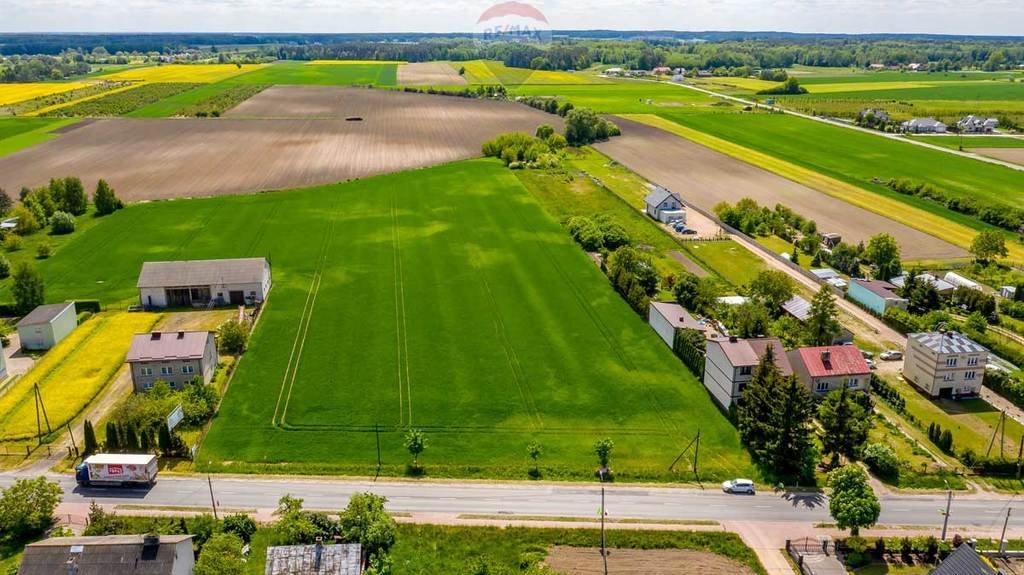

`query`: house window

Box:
[816,381,829,392]
[847,378,859,388]
[143,382,154,390]
[169,382,177,390]
[140,367,153,376]
[966,357,978,367]
[945,357,958,368]
[182,365,195,375]
[739,366,752,376]
[964,371,977,381]
[943,373,955,382]
[160,366,174,376]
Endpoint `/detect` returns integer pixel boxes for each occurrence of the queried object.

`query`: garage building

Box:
[16,302,77,351]
[137,257,271,309]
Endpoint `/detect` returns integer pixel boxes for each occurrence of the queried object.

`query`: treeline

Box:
[886,177,1024,233]
[0,53,90,82]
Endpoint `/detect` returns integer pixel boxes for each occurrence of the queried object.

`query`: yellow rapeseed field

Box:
[0,82,91,106]
[0,311,161,441]
[693,77,783,92]
[95,63,267,83]
[307,59,405,65]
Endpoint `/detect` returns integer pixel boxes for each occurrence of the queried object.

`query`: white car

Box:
[721,479,756,494]
[880,350,903,361]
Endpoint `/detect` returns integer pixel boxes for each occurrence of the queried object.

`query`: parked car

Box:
[861,350,874,360]
[866,359,877,370]
[880,350,903,361]
[680,228,698,235]
[721,479,755,494]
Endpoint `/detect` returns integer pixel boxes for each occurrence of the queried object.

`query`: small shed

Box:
[648,301,707,348]
[265,543,362,575]
[1002,286,1017,299]
[16,302,77,351]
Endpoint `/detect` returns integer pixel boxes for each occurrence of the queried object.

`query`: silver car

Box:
[722,479,756,494]
[880,350,903,361]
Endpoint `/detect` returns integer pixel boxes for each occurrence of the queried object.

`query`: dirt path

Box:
[545,546,757,575]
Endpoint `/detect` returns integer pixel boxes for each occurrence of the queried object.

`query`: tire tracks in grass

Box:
[392,196,413,428]
[271,200,338,428]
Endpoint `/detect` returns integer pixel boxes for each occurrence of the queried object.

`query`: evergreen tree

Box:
[105,421,120,451]
[774,374,817,480]
[124,424,140,452]
[83,420,98,456]
[805,285,841,346]
[159,424,173,456]
[819,386,870,465]
[93,179,123,216]
[140,428,151,452]
[737,345,783,460]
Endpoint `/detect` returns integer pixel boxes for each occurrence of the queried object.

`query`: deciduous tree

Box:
[11,261,44,314]
[194,533,245,575]
[806,286,841,346]
[970,230,1008,264]
[0,477,62,540]
[865,234,901,280]
[827,465,880,535]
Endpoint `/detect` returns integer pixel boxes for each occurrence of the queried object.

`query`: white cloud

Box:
[0,0,1021,35]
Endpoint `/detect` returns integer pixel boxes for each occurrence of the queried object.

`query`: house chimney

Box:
[177,331,185,339]
[729,336,738,343]
[821,349,831,364]
[314,536,324,570]
[150,333,161,340]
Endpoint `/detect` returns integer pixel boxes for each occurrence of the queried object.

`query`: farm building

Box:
[703,336,791,409]
[265,542,362,575]
[903,331,988,399]
[788,346,870,396]
[891,273,956,295]
[943,271,981,291]
[931,543,995,575]
[137,257,271,308]
[780,296,853,345]
[643,186,685,224]
[1002,286,1017,299]
[818,233,842,249]
[17,534,194,575]
[957,115,999,134]
[901,118,947,134]
[810,268,840,281]
[847,279,908,316]
[603,67,624,76]
[652,66,672,75]
[716,295,750,307]
[126,331,218,392]
[647,301,708,348]
[16,302,77,351]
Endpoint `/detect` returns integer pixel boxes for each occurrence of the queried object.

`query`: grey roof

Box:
[126,331,212,362]
[19,535,192,575]
[16,302,75,327]
[650,301,706,331]
[643,185,680,208]
[265,544,362,575]
[851,278,904,300]
[910,332,988,355]
[903,117,946,128]
[708,337,792,375]
[811,268,839,280]
[137,257,267,289]
[931,544,996,575]
[781,295,811,322]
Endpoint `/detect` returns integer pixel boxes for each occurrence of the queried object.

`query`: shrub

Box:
[216,320,249,354]
[49,210,76,235]
[3,234,22,252]
[862,443,900,479]
[0,254,9,279]
[35,242,52,259]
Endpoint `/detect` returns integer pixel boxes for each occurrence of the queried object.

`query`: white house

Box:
[16,302,77,351]
[958,115,999,134]
[643,186,686,224]
[137,257,272,309]
[648,301,707,348]
[901,118,947,134]
[903,331,988,399]
[703,336,792,409]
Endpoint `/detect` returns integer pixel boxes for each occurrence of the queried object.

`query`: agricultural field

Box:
[39,83,202,117]
[0,312,161,441]
[93,63,268,83]
[510,81,720,114]
[397,62,467,86]
[460,60,608,85]
[12,159,752,481]
[127,82,268,118]
[593,116,965,261]
[0,117,76,156]
[229,61,398,86]
[0,86,557,201]
[0,81,91,106]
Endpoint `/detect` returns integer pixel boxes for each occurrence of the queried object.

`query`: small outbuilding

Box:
[648,301,708,348]
[18,534,194,575]
[137,257,272,309]
[16,302,77,351]
[126,331,218,392]
[847,279,908,316]
[265,542,362,575]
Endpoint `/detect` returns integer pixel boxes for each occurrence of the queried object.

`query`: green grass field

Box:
[15,159,750,482]
[510,81,719,114]
[0,117,77,156]
[231,61,398,85]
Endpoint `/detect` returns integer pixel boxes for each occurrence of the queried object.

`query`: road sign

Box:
[167,405,185,432]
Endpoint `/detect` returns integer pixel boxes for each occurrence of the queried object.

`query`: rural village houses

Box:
[126,331,218,392]
[902,331,989,399]
[137,257,272,308]
[787,345,871,395]
[957,115,999,133]
[17,534,195,575]
[900,117,947,133]
[647,301,709,348]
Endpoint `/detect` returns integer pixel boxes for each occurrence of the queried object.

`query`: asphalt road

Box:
[1,474,1017,529]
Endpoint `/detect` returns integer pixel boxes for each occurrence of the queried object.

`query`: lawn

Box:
[230,61,398,86]
[0,117,77,157]
[0,82,91,105]
[93,63,268,83]
[0,311,161,441]
[13,159,751,482]
[510,81,719,114]
[869,411,967,490]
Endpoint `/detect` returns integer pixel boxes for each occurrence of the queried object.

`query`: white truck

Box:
[75,454,158,487]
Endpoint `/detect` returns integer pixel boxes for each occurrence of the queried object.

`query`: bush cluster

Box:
[401,84,508,99]
[887,177,1024,233]
[927,422,954,454]
[482,132,561,169]
[862,443,900,479]
[565,215,630,252]
[869,375,907,413]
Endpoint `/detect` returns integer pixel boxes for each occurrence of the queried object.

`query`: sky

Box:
[0,0,1023,36]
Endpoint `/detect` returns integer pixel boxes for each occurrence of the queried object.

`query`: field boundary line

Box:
[392,198,413,427]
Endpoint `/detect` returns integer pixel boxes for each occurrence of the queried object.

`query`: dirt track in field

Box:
[0,87,556,202]
[971,147,1024,166]
[595,117,965,261]
[544,547,756,575]
[397,62,468,85]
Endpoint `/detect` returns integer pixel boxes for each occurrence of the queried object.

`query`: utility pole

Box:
[600,487,608,575]
[207,475,219,520]
[940,484,952,540]
[1000,508,1012,555]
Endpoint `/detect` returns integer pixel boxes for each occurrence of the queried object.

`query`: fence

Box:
[786,537,844,575]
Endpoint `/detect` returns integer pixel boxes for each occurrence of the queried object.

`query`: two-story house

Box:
[903,331,988,399]
[126,331,219,393]
[643,186,686,224]
[788,346,871,396]
[703,336,791,409]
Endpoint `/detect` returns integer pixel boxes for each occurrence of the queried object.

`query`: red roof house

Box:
[787,346,870,395]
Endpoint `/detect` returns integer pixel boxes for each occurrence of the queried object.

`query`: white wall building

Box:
[137,257,272,309]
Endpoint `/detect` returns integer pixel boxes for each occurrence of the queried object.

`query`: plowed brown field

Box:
[594,117,964,261]
[971,147,1024,166]
[0,87,556,202]
[397,62,468,85]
